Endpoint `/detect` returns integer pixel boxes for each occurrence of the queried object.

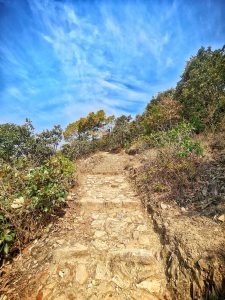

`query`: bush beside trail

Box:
[0,121,76,262]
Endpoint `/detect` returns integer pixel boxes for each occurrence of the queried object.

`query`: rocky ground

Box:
[0,152,170,299]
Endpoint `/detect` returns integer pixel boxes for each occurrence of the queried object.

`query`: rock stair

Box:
[40,168,169,299]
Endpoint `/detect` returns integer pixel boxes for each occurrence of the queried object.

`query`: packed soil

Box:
[0,151,224,300]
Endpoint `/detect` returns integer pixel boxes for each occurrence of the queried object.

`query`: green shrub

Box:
[0,213,16,256]
[177,138,203,158]
[139,122,203,158]
[24,154,75,212]
[139,147,201,206]
[0,154,76,259]
[62,139,97,160]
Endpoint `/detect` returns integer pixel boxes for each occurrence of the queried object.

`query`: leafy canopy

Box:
[63,110,114,141]
[0,120,62,165]
[175,46,225,132]
[143,89,182,134]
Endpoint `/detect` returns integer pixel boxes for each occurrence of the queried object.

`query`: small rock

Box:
[181,207,186,212]
[36,290,43,300]
[112,275,130,289]
[53,244,89,262]
[136,225,148,232]
[91,240,109,251]
[139,235,150,246]
[218,214,224,222]
[58,271,64,278]
[91,213,100,220]
[136,280,161,293]
[160,203,167,210]
[94,231,106,239]
[110,249,155,264]
[95,263,110,280]
[11,196,24,209]
[76,264,89,284]
[198,258,208,271]
[133,231,139,239]
[56,240,64,246]
[202,187,208,196]
[91,219,105,228]
[66,195,73,201]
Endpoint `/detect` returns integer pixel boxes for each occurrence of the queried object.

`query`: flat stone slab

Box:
[77,199,140,209]
[109,248,157,265]
[53,243,89,262]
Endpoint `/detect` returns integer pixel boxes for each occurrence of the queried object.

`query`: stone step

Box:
[108,248,157,265]
[52,243,89,263]
[77,199,140,210]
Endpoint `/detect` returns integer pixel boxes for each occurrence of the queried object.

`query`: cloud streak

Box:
[0,0,225,130]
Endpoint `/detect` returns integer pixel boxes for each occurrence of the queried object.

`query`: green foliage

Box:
[106,115,144,150]
[152,182,167,193]
[175,46,225,132]
[141,123,203,158]
[62,139,98,160]
[177,137,203,158]
[0,213,16,256]
[62,111,144,157]
[24,154,75,212]
[0,154,75,213]
[0,120,63,165]
[33,125,63,164]
[143,89,182,134]
[110,115,132,148]
[0,119,34,162]
[0,154,76,259]
[64,110,114,142]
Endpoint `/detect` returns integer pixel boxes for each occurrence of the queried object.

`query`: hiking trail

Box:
[1,152,169,300]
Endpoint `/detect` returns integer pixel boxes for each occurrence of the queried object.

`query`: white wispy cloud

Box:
[26,0,176,116]
[1,0,225,130]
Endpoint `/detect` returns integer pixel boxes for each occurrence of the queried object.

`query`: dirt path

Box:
[0,153,169,300]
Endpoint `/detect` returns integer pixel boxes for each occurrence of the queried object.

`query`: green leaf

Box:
[3,243,9,254]
[4,234,14,242]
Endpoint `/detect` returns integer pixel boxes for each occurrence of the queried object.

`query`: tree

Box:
[111,115,132,147]
[142,89,182,134]
[175,46,225,132]
[0,120,62,164]
[33,125,63,164]
[63,110,114,142]
[0,119,34,162]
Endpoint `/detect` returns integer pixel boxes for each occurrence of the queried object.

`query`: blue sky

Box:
[0,0,225,131]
